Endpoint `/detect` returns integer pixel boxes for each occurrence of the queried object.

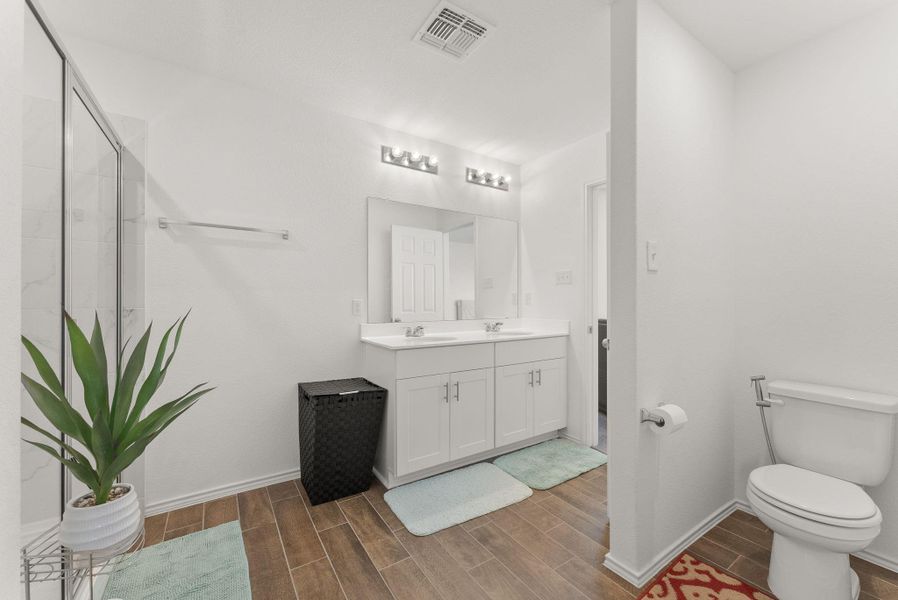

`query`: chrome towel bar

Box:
[158,217,289,240]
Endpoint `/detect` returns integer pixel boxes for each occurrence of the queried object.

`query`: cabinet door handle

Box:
[443,382,449,403]
[454,381,460,401]
[536,369,542,386]
[528,370,534,387]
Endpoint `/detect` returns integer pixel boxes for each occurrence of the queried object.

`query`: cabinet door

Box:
[396,374,451,476]
[495,362,534,448]
[533,358,567,435]
[449,368,495,461]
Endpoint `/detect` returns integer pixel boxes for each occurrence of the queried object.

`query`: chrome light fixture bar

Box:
[381,145,439,174]
[466,167,510,191]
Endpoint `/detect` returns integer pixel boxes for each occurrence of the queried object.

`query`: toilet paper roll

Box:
[651,404,688,435]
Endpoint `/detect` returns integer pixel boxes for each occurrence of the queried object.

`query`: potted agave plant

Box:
[21,312,212,552]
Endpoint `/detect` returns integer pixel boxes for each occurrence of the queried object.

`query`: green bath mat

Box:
[493,438,608,490]
[102,522,250,600]
[384,463,532,535]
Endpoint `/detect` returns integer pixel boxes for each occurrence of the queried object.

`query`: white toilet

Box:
[747,380,898,600]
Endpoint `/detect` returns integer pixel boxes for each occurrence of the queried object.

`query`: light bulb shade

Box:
[465,165,509,191]
[381,145,438,175]
[427,155,439,167]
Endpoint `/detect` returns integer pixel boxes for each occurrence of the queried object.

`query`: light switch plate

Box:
[646,241,659,272]
[351,299,362,316]
[556,270,573,285]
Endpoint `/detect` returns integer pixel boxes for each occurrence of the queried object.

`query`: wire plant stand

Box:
[22,522,146,600]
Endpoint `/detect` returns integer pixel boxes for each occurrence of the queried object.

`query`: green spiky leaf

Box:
[21,312,209,505]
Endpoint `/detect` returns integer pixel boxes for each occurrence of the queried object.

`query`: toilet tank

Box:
[768,380,898,486]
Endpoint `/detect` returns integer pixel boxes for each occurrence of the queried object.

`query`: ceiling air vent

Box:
[414,1,494,60]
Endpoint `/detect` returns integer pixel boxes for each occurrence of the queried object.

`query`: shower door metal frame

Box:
[25,1,125,598]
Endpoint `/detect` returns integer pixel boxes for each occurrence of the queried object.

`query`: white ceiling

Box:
[41,0,611,165]
[40,0,895,163]
[655,0,898,70]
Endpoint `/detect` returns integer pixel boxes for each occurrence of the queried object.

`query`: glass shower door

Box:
[22,4,125,598]
[64,82,122,511]
[21,8,64,599]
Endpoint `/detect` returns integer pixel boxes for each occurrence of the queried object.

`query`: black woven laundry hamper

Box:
[297,378,386,505]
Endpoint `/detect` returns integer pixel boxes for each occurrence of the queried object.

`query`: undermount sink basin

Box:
[407,335,457,342]
[493,331,534,336]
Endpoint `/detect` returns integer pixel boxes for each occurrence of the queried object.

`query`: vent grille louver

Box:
[414,2,493,60]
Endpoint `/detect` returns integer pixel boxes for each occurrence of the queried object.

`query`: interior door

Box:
[396,374,450,476]
[449,368,495,460]
[495,362,534,447]
[391,225,444,322]
[533,358,568,435]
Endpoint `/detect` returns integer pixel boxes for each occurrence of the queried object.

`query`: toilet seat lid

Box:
[749,464,877,521]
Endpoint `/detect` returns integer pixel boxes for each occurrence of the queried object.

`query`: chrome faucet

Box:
[484,321,504,333]
[405,325,425,338]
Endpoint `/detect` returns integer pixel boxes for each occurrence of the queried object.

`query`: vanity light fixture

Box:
[381,145,439,175]
[466,167,510,191]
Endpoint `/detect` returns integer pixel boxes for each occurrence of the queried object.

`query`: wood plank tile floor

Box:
[144,465,898,599]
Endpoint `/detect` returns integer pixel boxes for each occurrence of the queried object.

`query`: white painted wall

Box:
[520,132,607,444]
[733,2,898,565]
[0,0,24,589]
[60,36,522,510]
[475,216,519,320]
[607,0,736,579]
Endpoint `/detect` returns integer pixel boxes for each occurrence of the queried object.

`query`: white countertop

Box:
[360,319,570,350]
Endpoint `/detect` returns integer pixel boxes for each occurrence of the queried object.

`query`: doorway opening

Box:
[584,180,608,453]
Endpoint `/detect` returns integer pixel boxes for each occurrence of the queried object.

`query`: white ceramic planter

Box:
[59,484,142,553]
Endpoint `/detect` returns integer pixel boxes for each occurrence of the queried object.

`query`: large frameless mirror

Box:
[367,197,519,323]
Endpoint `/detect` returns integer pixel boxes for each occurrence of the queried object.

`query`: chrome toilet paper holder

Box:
[640,408,666,427]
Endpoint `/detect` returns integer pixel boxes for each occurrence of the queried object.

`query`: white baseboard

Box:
[603,499,740,588]
[856,548,898,573]
[559,431,587,445]
[144,468,301,516]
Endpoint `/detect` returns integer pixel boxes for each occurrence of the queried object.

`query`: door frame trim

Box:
[583,179,607,449]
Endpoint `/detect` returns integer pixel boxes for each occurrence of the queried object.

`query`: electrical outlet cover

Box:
[556,270,573,285]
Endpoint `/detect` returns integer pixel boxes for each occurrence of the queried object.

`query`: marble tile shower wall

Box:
[20,93,146,535]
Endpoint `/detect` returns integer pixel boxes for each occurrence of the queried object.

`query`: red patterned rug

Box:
[639,553,775,600]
